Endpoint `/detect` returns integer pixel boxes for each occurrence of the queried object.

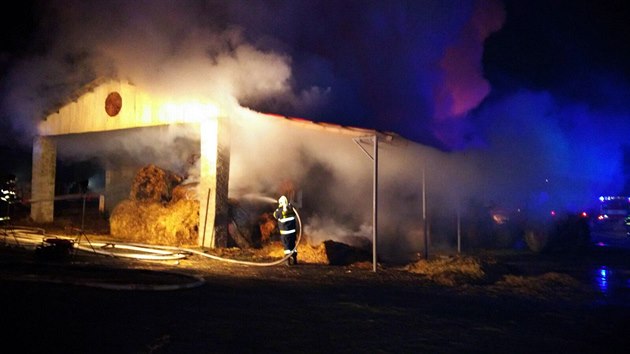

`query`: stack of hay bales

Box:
[109,164,199,246]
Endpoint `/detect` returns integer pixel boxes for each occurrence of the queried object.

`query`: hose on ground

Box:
[131,205,303,267]
[1,228,206,291]
[2,204,302,266]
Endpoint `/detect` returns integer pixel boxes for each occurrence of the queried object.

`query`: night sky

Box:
[1,0,630,208]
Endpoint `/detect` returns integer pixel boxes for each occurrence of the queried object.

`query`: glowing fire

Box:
[157,101,220,124]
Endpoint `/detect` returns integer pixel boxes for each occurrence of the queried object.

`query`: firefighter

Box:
[273,195,298,265]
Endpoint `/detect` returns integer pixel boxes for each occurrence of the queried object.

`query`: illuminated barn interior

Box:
[32,79,229,248]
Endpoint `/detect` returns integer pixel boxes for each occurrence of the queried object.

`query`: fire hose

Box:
[2,229,191,261]
[2,228,205,291]
[1,196,300,290]
[141,205,302,267]
[4,194,301,266]
[77,206,302,266]
[179,193,303,266]
[4,212,301,267]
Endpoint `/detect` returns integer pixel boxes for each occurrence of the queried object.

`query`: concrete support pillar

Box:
[214,116,231,247]
[104,165,137,213]
[199,116,231,248]
[31,136,57,223]
[104,165,139,213]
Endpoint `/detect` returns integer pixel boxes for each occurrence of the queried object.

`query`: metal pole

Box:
[372,135,378,272]
[422,164,428,259]
[457,203,461,254]
[81,193,86,231]
[352,135,380,272]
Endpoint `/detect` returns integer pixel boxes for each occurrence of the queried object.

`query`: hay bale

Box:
[109,164,198,246]
[494,272,580,299]
[109,198,199,246]
[172,183,198,202]
[109,200,159,243]
[130,164,183,203]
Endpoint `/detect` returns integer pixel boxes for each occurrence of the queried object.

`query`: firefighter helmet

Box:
[278,195,288,207]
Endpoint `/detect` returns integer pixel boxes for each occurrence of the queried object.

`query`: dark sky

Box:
[2,0,630,207]
[484,0,630,107]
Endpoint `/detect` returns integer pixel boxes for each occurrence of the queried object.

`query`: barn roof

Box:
[41,78,408,145]
[42,77,115,118]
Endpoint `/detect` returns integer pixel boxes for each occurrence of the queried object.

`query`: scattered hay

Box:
[204,246,267,261]
[492,272,582,299]
[405,256,584,298]
[405,255,508,286]
[350,261,376,270]
[264,241,329,264]
[298,243,330,264]
[261,239,370,265]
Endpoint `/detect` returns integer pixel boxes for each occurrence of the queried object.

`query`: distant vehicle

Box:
[520,209,590,253]
[591,196,630,232]
[484,203,590,253]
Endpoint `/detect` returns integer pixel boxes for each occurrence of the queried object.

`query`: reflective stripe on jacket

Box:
[274,206,297,235]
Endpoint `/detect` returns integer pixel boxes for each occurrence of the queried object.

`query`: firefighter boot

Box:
[287,252,298,266]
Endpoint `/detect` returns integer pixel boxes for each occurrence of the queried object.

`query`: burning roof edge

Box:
[261,112,408,145]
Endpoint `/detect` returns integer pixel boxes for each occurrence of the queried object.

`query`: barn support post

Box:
[199,115,231,248]
[372,134,378,272]
[31,136,57,223]
[422,164,428,259]
[104,165,136,214]
[353,135,379,272]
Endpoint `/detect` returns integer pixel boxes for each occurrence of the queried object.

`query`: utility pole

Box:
[422,164,428,259]
[353,135,379,272]
[372,135,378,272]
[457,202,461,254]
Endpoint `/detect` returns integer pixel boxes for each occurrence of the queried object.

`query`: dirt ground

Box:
[2,221,630,354]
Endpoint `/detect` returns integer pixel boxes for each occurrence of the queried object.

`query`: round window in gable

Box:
[105,91,123,117]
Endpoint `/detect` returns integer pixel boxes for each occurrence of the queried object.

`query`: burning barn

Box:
[30,78,586,261]
[31,78,444,259]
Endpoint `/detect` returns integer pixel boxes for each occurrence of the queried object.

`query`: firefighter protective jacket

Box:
[274,205,297,236]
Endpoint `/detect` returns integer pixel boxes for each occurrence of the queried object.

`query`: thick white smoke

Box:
[0,0,326,145]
